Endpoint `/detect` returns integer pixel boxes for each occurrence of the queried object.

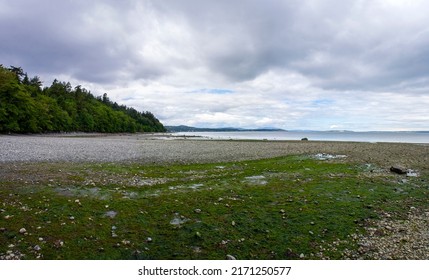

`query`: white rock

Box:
[19,228,27,234]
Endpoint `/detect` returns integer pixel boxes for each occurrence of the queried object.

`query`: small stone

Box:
[301,137,309,141]
[104,211,118,218]
[300,253,305,259]
[231,221,236,226]
[54,240,64,248]
[121,240,131,245]
[38,237,44,241]
[310,222,315,225]
[34,245,41,251]
[226,254,237,260]
[192,246,202,253]
[19,228,27,234]
[195,231,202,238]
[194,209,202,214]
[406,170,419,177]
[147,237,153,243]
[69,216,75,220]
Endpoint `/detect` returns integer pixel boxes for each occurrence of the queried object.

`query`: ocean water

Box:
[173,131,429,144]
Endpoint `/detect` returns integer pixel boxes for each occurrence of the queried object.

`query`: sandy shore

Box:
[1,134,428,172]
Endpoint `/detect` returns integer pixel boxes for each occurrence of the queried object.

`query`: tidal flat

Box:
[1,135,428,259]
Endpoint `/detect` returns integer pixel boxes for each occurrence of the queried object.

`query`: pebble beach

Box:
[1,134,428,171]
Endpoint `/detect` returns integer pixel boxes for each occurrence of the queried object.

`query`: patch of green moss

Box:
[1,156,428,259]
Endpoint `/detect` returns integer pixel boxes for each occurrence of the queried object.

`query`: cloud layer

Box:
[1,0,429,130]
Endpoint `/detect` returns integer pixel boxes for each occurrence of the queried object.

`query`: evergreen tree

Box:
[0,65,166,134]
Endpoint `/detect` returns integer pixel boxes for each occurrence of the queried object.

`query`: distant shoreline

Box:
[169,130,429,144]
[165,125,429,133]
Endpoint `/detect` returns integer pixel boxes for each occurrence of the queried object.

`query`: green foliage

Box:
[0,65,166,133]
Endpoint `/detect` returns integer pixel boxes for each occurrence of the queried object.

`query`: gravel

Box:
[1,134,428,170]
[344,209,429,260]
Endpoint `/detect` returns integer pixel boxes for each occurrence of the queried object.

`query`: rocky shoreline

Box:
[1,134,428,260]
[1,134,428,169]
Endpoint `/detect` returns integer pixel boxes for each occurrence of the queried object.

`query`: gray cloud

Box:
[144,0,429,91]
[1,0,429,130]
[0,0,165,83]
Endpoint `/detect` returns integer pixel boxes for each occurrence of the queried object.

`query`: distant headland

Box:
[165,125,285,132]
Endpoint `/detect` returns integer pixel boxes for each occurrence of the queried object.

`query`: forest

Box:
[0,65,166,133]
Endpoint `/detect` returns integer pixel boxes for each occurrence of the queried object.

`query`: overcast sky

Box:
[1,0,429,131]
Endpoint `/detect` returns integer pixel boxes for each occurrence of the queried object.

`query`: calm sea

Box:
[173,131,429,144]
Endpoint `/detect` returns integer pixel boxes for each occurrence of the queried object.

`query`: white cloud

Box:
[1,0,428,130]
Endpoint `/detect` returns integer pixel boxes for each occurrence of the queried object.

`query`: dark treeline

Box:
[0,65,166,133]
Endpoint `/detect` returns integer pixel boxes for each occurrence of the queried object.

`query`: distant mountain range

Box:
[166,126,429,133]
[165,125,285,132]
